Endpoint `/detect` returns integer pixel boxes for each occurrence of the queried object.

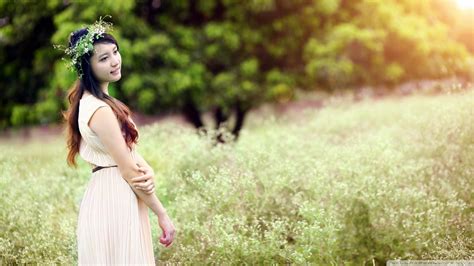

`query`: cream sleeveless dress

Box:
[76,94,155,265]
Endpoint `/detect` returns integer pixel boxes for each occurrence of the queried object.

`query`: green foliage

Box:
[34,99,60,124]
[315,0,341,15]
[0,142,85,264]
[304,23,384,88]
[0,0,473,129]
[0,0,65,129]
[10,105,33,126]
[0,91,472,263]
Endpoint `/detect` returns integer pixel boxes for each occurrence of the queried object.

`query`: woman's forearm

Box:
[130,185,167,216]
[135,152,152,170]
[122,166,167,217]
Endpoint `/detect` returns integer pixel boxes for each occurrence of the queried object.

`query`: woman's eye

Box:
[100,57,107,62]
[113,50,118,55]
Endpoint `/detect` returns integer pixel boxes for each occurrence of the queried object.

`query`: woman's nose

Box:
[111,55,120,66]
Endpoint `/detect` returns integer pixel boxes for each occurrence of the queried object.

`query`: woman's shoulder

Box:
[78,94,111,123]
[80,94,109,108]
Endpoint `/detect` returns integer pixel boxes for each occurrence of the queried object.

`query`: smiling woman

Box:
[90,43,122,83]
[455,0,474,9]
[59,18,176,264]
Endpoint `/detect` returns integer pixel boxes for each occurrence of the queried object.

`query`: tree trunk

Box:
[184,100,247,143]
[231,101,247,140]
[182,99,204,129]
[213,106,229,129]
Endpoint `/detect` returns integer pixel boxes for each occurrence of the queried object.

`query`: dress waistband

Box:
[92,165,118,173]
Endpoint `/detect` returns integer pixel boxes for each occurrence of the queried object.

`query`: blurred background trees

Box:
[1,0,473,134]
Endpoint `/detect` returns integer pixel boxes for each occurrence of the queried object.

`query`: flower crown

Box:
[54,16,113,77]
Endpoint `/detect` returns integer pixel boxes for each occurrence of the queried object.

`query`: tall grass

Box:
[0,90,472,264]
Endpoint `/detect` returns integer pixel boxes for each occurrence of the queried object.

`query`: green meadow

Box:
[1,90,472,264]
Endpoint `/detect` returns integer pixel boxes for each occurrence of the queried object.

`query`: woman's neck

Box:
[100,82,109,95]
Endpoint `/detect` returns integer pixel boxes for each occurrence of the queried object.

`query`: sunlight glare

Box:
[455,0,474,9]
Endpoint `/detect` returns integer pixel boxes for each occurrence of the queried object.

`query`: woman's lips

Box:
[111,67,121,75]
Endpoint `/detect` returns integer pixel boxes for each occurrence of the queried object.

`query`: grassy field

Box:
[0,90,473,264]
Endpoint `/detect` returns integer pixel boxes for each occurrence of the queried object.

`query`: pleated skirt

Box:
[77,167,155,265]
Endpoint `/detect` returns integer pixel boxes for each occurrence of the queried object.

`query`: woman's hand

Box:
[130,166,155,194]
[158,212,176,247]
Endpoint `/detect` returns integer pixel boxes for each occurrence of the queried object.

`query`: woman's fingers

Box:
[145,186,155,194]
[159,233,167,244]
[143,182,155,194]
[160,228,175,247]
[166,230,175,247]
[131,167,156,193]
[160,232,173,246]
[166,230,176,247]
[132,173,153,185]
[135,180,155,194]
[131,173,150,183]
[134,179,153,190]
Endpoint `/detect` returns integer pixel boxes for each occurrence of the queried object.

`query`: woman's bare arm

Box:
[89,106,167,216]
[135,152,152,171]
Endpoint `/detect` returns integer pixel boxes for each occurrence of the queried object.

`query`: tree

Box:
[0,0,65,128]
[0,0,472,133]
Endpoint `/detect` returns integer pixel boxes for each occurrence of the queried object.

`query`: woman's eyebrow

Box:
[98,51,110,58]
[97,46,117,58]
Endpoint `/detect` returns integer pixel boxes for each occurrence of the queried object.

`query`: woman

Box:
[62,19,175,264]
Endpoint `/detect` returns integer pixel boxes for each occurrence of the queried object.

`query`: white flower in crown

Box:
[54,16,113,77]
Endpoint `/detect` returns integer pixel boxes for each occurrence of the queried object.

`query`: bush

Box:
[10,105,35,127]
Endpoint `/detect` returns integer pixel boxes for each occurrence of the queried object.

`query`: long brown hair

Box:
[64,29,138,167]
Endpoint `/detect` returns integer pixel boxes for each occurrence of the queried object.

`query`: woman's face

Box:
[90,42,122,83]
